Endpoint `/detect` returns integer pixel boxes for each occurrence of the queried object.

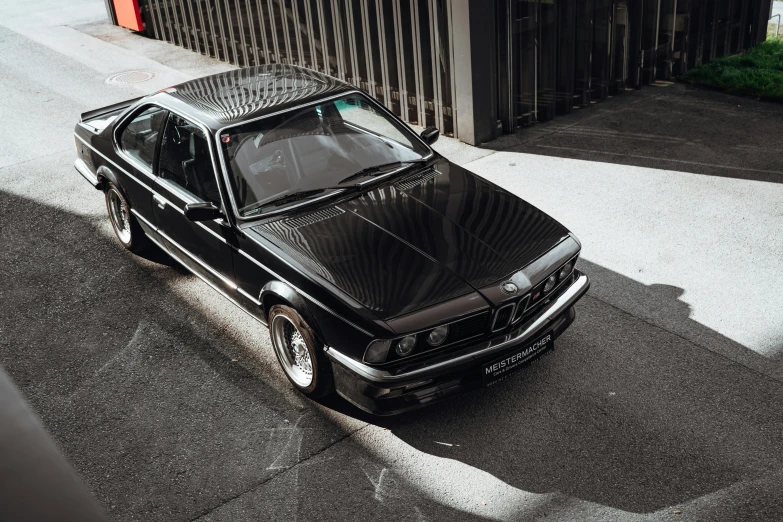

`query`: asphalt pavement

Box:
[2,1,783,521]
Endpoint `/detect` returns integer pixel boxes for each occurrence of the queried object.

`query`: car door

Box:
[152,111,235,291]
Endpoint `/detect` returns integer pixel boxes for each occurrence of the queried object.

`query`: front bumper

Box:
[326,270,590,415]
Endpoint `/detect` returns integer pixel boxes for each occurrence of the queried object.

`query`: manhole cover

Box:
[106,70,155,85]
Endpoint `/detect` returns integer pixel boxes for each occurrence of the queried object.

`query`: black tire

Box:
[268,304,334,399]
[104,182,149,254]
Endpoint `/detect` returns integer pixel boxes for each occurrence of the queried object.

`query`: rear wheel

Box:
[269,305,334,398]
[104,182,148,253]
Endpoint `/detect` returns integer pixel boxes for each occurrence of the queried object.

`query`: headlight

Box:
[395,335,417,357]
[558,261,574,280]
[427,325,449,346]
[364,339,392,364]
[543,273,558,293]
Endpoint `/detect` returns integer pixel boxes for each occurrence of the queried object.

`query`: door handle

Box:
[153,194,166,209]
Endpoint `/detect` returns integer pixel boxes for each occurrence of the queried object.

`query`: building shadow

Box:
[0,190,487,522]
[3,189,783,520]
[480,83,783,185]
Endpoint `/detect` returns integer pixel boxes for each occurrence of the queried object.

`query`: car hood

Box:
[251,159,570,320]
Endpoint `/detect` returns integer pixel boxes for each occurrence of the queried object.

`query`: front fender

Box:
[259,281,380,358]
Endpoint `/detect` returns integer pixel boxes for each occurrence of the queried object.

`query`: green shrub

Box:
[679,40,783,102]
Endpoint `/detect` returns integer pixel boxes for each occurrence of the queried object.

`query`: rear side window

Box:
[120,106,167,170]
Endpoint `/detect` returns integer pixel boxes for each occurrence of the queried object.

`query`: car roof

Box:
[162,64,356,132]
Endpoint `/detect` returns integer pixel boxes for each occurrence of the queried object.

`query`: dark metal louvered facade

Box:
[137,0,458,136]
[127,0,773,145]
[493,0,773,134]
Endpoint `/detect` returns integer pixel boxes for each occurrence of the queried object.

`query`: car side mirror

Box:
[184,202,222,222]
[420,126,440,145]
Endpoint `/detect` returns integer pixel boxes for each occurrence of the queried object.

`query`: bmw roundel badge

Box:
[501,281,518,294]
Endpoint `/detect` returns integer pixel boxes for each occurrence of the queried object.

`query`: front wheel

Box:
[104,182,148,253]
[268,305,334,398]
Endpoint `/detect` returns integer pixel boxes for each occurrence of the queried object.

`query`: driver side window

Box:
[158,113,222,206]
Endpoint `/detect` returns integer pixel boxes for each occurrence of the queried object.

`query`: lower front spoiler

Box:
[327,271,590,416]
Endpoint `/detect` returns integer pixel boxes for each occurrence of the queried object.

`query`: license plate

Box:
[482,332,554,387]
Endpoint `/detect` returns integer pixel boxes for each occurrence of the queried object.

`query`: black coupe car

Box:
[73,64,589,415]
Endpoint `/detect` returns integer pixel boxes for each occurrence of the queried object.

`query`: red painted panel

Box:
[113,0,143,32]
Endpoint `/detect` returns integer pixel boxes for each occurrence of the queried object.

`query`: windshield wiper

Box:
[242,184,366,217]
[242,160,430,216]
[242,189,326,216]
[337,159,428,185]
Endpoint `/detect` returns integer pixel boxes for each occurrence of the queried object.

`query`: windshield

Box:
[219,93,431,218]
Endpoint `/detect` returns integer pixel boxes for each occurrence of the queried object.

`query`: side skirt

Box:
[131,208,268,327]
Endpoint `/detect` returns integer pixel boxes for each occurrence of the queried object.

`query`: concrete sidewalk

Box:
[2,2,783,521]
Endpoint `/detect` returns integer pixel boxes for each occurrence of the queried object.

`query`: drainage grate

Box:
[106,70,155,85]
[395,168,441,191]
[284,207,345,228]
